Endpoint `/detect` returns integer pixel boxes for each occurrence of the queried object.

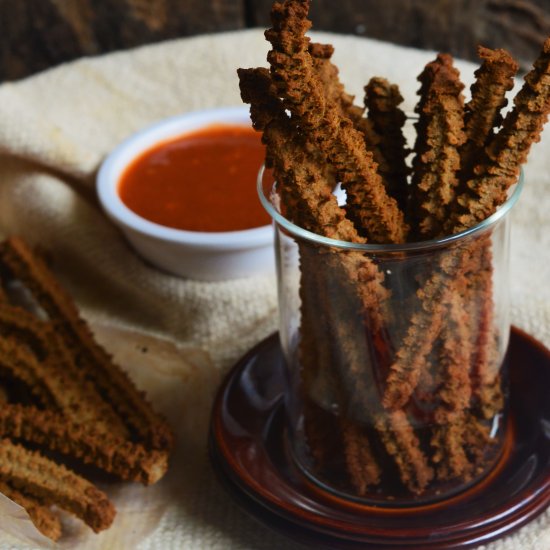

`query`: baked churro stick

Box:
[0,480,62,541]
[0,305,128,436]
[450,37,550,232]
[243,68,382,479]
[0,404,168,485]
[0,237,173,451]
[299,248,382,491]
[364,77,410,211]
[383,244,478,409]
[239,67,389,329]
[430,415,472,481]
[437,284,472,415]
[241,67,386,409]
[467,241,504,418]
[0,338,55,408]
[309,42,385,165]
[375,411,434,494]
[341,422,382,494]
[240,70,358,238]
[0,439,115,533]
[410,54,466,239]
[309,43,360,122]
[266,0,408,243]
[430,293,474,480]
[460,46,519,175]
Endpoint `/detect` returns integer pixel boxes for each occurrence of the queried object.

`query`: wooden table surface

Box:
[1,0,549,82]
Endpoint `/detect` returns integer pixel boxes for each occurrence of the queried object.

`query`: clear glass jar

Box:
[259,168,523,505]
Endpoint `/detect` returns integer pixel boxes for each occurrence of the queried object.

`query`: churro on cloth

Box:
[0,21,549,550]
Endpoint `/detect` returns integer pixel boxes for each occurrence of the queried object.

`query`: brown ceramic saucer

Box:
[209,327,550,549]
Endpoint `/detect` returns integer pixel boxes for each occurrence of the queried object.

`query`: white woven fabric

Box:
[0,29,548,549]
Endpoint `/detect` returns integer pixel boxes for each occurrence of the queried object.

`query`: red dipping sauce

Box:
[118,124,270,232]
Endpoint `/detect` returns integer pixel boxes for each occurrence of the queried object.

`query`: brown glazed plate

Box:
[209,327,550,549]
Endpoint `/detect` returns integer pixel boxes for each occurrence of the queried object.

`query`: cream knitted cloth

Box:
[0,29,548,549]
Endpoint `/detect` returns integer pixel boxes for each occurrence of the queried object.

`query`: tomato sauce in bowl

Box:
[118,125,269,232]
[97,106,275,280]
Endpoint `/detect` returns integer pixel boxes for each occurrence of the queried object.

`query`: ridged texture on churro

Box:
[0,305,127,435]
[0,439,115,533]
[309,44,388,169]
[410,54,466,239]
[450,38,550,232]
[0,237,173,451]
[364,77,410,211]
[0,404,168,485]
[460,46,519,176]
[0,480,62,541]
[238,66,389,326]
[341,422,382,494]
[375,411,434,494]
[265,0,408,243]
[430,291,474,480]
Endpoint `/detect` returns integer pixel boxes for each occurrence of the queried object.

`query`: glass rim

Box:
[257,166,524,252]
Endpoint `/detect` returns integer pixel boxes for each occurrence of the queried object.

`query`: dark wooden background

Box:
[1,0,549,82]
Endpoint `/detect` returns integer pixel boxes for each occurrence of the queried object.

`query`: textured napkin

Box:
[0,28,549,549]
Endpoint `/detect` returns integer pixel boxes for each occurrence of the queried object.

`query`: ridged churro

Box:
[0,305,127,435]
[0,237,174,451]
[410,53,466,239]
[364,77,410,212]
[460,46,519,177]
[450,38,550,232]
[0,438,115,533]
[0,404,168,485]
[266,0,408,244]
[0,480,62,541]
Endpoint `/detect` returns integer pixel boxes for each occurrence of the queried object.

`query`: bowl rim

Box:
[96,105,272,250]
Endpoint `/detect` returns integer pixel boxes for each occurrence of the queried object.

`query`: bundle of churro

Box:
[239,0,550,499]
[0,237,174,540]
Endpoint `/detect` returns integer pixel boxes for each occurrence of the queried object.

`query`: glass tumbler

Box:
[259,168,523,505]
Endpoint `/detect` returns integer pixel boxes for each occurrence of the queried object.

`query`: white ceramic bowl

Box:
[96,106,274,281]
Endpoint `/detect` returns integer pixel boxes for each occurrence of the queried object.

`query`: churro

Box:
[460,46,519,176]
[0,237,174,451]
[364,77,410,211]
[410,53,466,239]
[265,0,408,243]
[0,404,168,485]
[450,38,550,231]
[0,305,127,435]
[0,438,115,533]
[0,480,62,541]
